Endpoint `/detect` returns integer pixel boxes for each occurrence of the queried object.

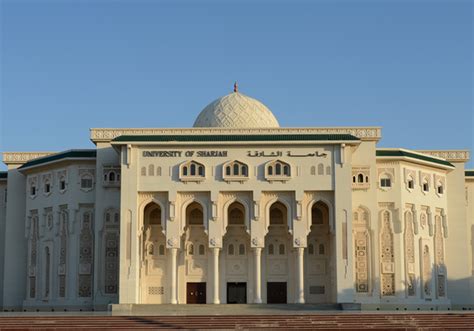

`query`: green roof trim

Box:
[0,171,7,179]
[376,150,454,168]
[466,170,474,177]
[112,134,360,143]
[19,150,97,170]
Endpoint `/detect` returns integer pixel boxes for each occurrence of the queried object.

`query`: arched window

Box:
[199,244,205,255]
[180,161,205,181]
[268,244,274,255]
[233,163,239,175]
[268,166,273,175]
[228,244,234,255]
[319,244,325,255]
[275,163,281,175]
[266,160,291,180]
[279,244,285,255]
[239,244,245,255]
[318,163,324,175]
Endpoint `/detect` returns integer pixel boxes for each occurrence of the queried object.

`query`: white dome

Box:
[193,91,279,128]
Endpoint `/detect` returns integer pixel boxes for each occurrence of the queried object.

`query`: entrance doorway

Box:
[187,282,206,304]
[267,282,287,303]
[227,282,247,304]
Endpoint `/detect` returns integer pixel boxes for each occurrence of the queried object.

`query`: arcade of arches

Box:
[139,198,333,304]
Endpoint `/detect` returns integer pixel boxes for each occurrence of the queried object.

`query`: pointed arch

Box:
[264,197,293,232]
[223,197,250,233]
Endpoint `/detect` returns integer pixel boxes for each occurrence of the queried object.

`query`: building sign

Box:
[143,150,327,158]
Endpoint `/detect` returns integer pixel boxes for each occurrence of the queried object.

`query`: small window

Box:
[275,163,282,175]
[423,181,429,192]
[437,185,443,194]
[319,244,325,255]
[268,166,273,175]
[279,244,285,255]
[198,244,205,255]
[380,178,391,188]
[268,244,274,255]
[318,163,324,175]
[233,163,239,175]
[60,179,66,191]
[308,244,314,255]
[238,244,245,255]
[228,244,234,255]
[81,176,93,189]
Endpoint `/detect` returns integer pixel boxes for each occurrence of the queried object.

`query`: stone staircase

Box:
[0,312,474,329]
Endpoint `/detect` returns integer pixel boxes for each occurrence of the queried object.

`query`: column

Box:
[296,247,305,303]
[212,248,220,304]
[169,248,178,304]
[253,247,262,303]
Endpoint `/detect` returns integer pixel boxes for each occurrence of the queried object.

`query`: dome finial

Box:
[233,81,238,93]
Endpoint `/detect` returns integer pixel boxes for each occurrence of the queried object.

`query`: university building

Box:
[1,86,473,310]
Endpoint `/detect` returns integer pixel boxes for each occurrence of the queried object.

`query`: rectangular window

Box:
[81,178,93,189]
[381,178,391,187]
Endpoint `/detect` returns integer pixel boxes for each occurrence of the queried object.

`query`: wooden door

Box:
[187,282,206,304]
[227,282,247,304]
[267,282,287,304]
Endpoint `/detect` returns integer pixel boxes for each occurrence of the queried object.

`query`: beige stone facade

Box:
[0,90,473,310]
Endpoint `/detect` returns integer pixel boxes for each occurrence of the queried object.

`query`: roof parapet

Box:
[2,152,55,166]
[416,150,470,163]
[90,127,382,144]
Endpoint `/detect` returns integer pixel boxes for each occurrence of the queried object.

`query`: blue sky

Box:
[1,0,473,170]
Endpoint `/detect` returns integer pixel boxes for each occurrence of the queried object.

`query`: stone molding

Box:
[90,127,382,143]
[2,152,55,165]
[417,150,470,163]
